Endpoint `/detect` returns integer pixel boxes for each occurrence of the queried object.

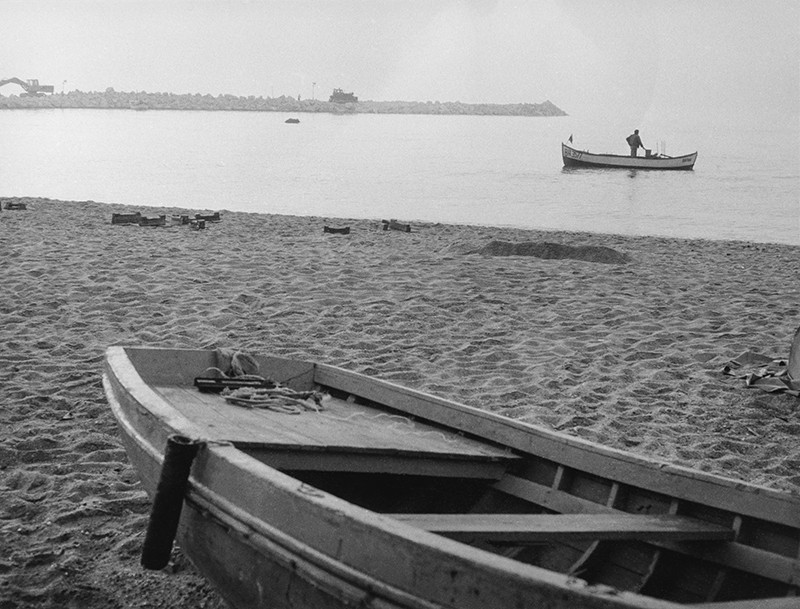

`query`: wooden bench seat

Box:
[389,513,735,543]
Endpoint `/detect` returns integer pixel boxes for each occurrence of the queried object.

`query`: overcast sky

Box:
[3,0,798,126]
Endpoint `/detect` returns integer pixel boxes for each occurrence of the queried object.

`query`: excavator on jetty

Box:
[0,77,55,96]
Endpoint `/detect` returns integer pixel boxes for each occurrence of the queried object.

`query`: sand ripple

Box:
[1,197,798,607]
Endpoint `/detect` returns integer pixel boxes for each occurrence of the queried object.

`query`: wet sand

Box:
[1,197,798,608]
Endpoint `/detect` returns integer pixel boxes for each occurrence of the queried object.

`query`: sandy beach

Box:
[1,196,798,608]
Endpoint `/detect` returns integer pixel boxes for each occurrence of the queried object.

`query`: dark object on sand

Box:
[285,118,300,124]
[722,325,800,396]
[189,219,205,230]
[111,212,143,225]
[4,201,27,210]
[138,215,167,227]
[171,214,191,225]
[480,240,631,264]
[382,219,412,233]
[104,345,800,609]
[562,142,697,170]
[323,225,351,235]
[195,212,221,222]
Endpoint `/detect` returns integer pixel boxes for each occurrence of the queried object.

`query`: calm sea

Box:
[1,109,797,244]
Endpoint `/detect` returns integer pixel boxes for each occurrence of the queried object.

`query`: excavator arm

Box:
[0,77,28,88]
[0,77,54,95]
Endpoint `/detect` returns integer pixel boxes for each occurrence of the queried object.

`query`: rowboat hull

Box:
[103,346,799,609]
[562,143,697,170]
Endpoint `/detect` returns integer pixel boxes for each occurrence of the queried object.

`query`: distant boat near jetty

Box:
[329,88,358,103]
[562,142,697,170]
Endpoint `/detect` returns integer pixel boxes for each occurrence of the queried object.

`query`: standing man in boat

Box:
[626,129,645,157]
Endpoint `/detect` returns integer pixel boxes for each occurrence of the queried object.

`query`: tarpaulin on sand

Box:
[722,326,800,396]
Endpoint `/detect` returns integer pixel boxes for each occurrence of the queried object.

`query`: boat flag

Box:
[568,134,573,143]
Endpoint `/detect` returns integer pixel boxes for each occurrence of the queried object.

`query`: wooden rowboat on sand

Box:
[562,142,698,170]
[103,346,800,609]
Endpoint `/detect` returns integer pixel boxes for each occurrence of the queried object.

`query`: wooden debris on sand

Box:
[138,215,167,227]
[111,212,142,225]
[323,225,351,235]
[382,219,412,233]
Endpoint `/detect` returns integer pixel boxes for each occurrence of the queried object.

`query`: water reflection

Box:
[560,166,639,178]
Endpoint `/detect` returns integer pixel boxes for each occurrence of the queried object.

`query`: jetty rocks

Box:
[479,240,631,264]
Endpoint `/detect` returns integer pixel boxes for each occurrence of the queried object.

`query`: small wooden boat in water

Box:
[103,346,800,609]
[562,142,697,170]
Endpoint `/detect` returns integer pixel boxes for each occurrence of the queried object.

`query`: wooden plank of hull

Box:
[691,600,800,609]
[388,513,735,543]
[248,448,510,479]
[562,143,696,170]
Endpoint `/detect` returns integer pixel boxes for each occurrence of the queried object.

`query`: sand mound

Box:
[479,240,631,264]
